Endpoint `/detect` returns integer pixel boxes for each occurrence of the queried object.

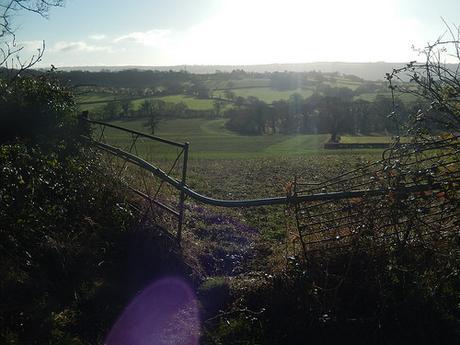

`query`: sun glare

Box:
[174,0,420,65]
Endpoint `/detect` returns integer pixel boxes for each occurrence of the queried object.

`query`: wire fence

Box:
[290,135,460,256]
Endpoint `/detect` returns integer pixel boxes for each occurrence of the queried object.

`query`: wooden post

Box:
[177,142,189,243]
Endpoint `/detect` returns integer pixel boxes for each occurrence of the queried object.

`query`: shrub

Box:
[0,143,135,344]
[0,74,81,148]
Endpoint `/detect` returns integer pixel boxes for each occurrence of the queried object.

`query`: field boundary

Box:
[324,142,391,149]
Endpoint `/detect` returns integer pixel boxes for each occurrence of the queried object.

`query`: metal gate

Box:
[81,114,460,250]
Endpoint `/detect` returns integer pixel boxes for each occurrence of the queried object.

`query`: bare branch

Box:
[389,22,460,132]
[0,1,63,73]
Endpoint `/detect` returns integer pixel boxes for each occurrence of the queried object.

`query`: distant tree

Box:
[174,101,189,117]
[278,93,303,134]
[308,70,325,82]
[300,93,322,133]
[140,100,162,134]
[271,72,300,91]
[316,82,331,95]
[223,89,235,101]
[321,85,355,101]
[234,96,246,107]
[272,100,289,134]
[213,99,224,118]
[289,93,303,114]
[317,96,351,140]
[165,82,183,95]
[225,97,269,135]
[247,97,269,134]
[102,101,122,120]
[351,99,373,134]
[354,82,381,96]
[190,81,210,99]
[343,73,363,82]
[197,86,210,99]
[121,100,133,118]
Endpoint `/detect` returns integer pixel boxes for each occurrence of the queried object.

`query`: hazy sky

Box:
[13,0,460,67]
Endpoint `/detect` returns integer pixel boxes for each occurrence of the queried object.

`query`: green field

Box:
[78,94,218,112]
[206,78,271,89]
[355,91,419,103]
[100,117,404,160]
[130,95,216,110]
[341,135,394,144]
[341,135,410,144]
[78,81,321,113]
[213,87,315,103]
[102,118,331,160]
[77,76,420,116]
[325,78,362,90]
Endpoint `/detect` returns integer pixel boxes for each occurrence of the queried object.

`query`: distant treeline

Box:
[224,92,435,136]
[88,87,434,138]
[2,67,377,91]
[90,98,215,123]
[49,61,434,80]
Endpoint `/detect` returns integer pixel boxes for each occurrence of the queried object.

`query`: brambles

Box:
[0,73,80,148]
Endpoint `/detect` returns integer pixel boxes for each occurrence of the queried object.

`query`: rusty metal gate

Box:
[292,135,460,255]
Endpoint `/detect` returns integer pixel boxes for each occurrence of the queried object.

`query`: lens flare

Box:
[105,278,200,345]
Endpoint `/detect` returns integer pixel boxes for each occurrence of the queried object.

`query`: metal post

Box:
[295,177,307,259]
[177,142,189,243]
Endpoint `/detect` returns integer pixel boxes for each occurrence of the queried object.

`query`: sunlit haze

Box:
[15,0,460,67]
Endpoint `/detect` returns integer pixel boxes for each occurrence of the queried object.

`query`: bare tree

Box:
[1,0,64,74]
[387,21,460,133]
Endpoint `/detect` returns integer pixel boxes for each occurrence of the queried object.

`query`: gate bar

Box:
[89,139,442,208]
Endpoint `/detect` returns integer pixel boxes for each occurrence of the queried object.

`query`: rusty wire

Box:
[292,135,460,256]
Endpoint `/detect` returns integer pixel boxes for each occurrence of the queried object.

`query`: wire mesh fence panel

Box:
[292,135,460,255]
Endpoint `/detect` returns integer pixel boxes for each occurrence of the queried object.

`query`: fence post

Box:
[177,142,189,243]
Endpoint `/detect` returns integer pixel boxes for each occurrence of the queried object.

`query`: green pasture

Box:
[341,135,411,144]
[99,118,330,160]
[214,87,315,103]
[98,117,392,162]
[355,91,419,104]
[130,95,216,110]
[206,78,271,89]
[341,135,395,144]
[325,78,362,90]
[78,94,218,112]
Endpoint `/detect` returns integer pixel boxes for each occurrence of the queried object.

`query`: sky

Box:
[11,0,460,67]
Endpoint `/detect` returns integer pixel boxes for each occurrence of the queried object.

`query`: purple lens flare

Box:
[105,278,200,345]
